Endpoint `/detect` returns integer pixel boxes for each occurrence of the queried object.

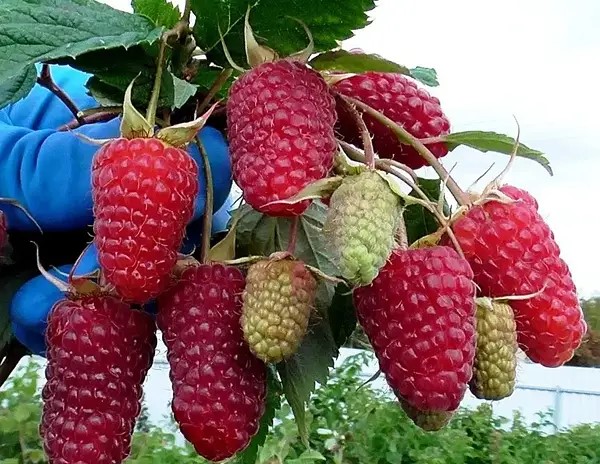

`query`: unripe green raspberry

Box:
[323,170,400,286]
[241,258,316,363]
[469,300,518,400]
[400,400,454,431]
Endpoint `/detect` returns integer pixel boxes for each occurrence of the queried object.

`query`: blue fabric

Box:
[3,65,235,356]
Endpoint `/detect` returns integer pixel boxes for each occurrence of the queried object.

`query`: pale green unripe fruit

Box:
[400,400,454,431]
[323,171,401,286]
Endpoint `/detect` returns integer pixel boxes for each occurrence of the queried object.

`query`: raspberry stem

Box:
[182,0,192,23]
[287,216,300,254]
[338,95,469,206]
[196,68,233,116]
[337,96,375,169]
[0,197,42,233]
[146,37,168,127]
[196,136,214,264]
[37,64,83,124]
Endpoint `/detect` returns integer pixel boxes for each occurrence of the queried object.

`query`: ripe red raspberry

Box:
[227,59,337,216]
[0,211,7,251]
[333,72,450,169]
[41,294,156,464]
[353,246,476,412]
[449,185,586,367]
[157,264,267,461]
[92,137,198,304]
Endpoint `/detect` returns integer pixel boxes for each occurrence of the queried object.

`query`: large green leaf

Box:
[0,65,37,108]
[191,0,376,67]
[443,131,552,175]
[132,0,181,28]
[403,177,449,245]
[0,0,163,104]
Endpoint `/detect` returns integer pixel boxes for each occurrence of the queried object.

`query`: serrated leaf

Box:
[277,314,337,446]
[132,0,181,28]
[235,202,338,276]
[409,66,439,87]
[443,131,552,175]
[192,0,376,67]
[0,64,36,109]
[171,74,198,109]
[403,177,449,245]
[289,449,327,462]
[310,50,410,74]
[235,368,281,464]
[0,0,163,92]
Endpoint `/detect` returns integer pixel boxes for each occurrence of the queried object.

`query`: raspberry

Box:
[353,246,476,412]
[157,264,267,461]
[469,300,517,400]
[449,185,586,367]
[227,59,337,216]
[92,137,198,304]
[400,399,454,431]
[323,170,401,286]
[242,258,316,363]
[333,72,450,169]
[41,294,156,464]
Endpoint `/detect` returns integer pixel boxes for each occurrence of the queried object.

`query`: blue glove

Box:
[0,64,233,232]
[2,65,236,356]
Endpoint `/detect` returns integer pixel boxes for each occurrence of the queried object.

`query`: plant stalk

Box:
[37,64,83,123]
[146,37,169,127]
[196,136,214,264]
[287,216,300,254]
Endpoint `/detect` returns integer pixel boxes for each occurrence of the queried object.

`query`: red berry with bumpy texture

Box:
[92,137,198,304]
[354,246,476,412]
[333,72,450,169]
[157,264,267,462]
[448,185,586,367]
[41,295,156,464]
[227,59,337,216]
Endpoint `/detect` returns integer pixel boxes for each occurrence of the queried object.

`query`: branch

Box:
[196,136,214,264]
[57,111,120,132]
[37,64,83,123]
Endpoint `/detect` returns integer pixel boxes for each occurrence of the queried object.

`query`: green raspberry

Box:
[469,300,518,400]
[323,170,401,286]
[400,400,454,431]
[241,258,316,363]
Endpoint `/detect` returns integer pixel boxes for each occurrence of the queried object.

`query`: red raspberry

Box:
[41,294,156,464]
[353,246,476,412]
[227,59,337,216]
[0,210,7,251]
[333,72,450,169]
[157,264,267,461]
[92,137,198,304]
[449,185,586,367]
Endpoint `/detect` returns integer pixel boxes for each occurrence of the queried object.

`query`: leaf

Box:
[263,177,343,207]
[171,74,198,109]
[0,65,37,109]
[403,177,449,245]
[235,368,281,464]
[443,131,552,175]
[0,0,163,93]
[409,66,439,87]
[132,0,181,28]
[191,63,236,99]
[310,50,409,74]
[0,269,37,357]
[235,202,338,276]
[277,313,338,446]
[191,0,376,67]
[327,283,357,349]
[14,403,31,422]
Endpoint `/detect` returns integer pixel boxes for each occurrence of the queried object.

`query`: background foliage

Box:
[3,353,600,464]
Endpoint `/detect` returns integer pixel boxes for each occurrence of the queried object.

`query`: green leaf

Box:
[235,368,281,464]
[191,0,376,67]
[289,449,327,462]
[409,66,439,87]
[328,283,357,349]
[14,403,31,422]
[0,269,37,358]
[0,0,163,92]
[132,0,181,28]
[0,65,37,109]
[443,131,552,175]
[190,63,236,99]
[235,202,338,276]
[170,74,198,109]
[277,314,338,447]
[310,50,409,74]
[403,177,449,245]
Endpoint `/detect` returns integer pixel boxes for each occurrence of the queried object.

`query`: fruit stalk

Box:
[338,96,376,169]
[146,37,168,127]
[196,68,233,115]
[196,136,214,263]
[37,64,83,123]
[339,95,469,206]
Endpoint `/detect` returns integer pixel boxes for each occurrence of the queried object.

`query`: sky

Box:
[102,0,600,297]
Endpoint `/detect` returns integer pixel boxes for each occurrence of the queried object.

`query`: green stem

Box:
[339,95,469,206]
[196,136,214,264]
[182,0,192,24]
[146,37,168,127]
[287,217,300,254]
[338,96,375,169]
[196,68,233,116]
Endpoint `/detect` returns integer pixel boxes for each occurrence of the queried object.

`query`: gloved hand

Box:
[1,65,235,358]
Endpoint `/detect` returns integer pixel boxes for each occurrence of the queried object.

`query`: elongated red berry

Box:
[333,72,450,169]
[157,264,267,462]
[354,246,476,412]
[227,59,337,216]
[449,185,586,367]
[41,295,156,464]
[92,137,198,304]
